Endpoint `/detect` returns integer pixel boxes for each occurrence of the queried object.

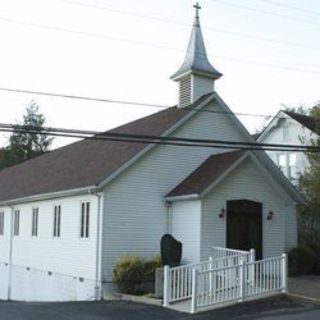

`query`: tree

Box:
[298,104,320,246]
[0,101,53,170]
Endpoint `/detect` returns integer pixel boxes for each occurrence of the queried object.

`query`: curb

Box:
[288,293,320,305]
[111,293,163,306]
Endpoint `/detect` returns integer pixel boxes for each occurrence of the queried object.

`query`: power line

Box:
[0,86,319,123]
[259,0,320,16]
[209,0,320,27]
[1,14,320,75]
[57,0,320,51]
[0,123,319,152]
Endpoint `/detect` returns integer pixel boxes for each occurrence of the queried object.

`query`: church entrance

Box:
[226,200,263,260]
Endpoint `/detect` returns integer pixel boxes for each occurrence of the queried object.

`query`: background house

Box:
[257,110,319,184]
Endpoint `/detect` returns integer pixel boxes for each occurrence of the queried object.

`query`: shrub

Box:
[143,255,162,281]
[112,256,145,294]
[288,246,314,276]
[308,244,320,275]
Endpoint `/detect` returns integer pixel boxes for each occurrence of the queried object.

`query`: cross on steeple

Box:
[193,2,201,18]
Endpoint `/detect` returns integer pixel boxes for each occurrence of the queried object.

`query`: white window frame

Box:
[53,205,61,238]
[31,208,39,237]
[289,153,297,181]
[13,210,20,236]
[0,211,4,236]
[80,201,90,239]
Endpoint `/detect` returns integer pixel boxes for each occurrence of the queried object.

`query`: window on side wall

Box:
[32,208,39,237]
[13,210,20,236]
[278,154,287,175]
[0,211,4,236]
[282,124,289,142]
[80,202,90,239]
[289,153,297,181]
[53,205,61,238]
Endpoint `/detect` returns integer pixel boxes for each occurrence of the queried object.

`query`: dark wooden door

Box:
[227,200,263,260]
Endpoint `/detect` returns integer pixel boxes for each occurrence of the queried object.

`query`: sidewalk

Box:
[289,276,320,302]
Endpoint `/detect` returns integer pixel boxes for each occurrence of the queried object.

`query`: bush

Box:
[308,244,320,275]
[112,256,145,294]
[288,246,314,276]
[143,255,162,281]
[113,255,162,294]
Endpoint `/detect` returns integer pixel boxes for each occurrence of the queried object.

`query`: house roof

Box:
[251,133,261,141]
[283,111,319,135]
[166,150,245,198]
[0,94,211,203]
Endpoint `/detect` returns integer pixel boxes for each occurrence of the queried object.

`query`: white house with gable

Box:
[0,4,302,302]
[257,110,319,184]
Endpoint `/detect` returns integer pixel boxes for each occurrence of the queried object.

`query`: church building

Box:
[0,3,301,301]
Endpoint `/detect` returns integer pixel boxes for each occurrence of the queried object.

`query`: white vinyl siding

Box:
[192,75,214,102]
[171,200,201,264]
[201,156,291,260]
[80,202,90,238]
[101,99,250,284]
[0,195,98,279]
[32,208,39,237]
[53,205,61,238]
[0,212,4,236]
[13,210,20,236]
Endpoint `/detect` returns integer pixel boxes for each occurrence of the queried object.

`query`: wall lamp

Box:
[219,208,225,219]
[267,211,274,220]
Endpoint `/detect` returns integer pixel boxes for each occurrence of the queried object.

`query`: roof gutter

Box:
[0,185,98,207]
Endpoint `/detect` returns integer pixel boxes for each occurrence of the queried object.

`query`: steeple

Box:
[171,3,222,107]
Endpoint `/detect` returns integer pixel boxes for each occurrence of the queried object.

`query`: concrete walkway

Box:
[289,276,320,302]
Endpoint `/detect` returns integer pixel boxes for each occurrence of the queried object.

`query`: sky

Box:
[0,0,319,148]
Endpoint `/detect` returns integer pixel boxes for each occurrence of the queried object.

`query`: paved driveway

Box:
[0,296,320,320]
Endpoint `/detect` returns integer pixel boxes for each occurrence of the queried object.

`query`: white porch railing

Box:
[163,247,254,306]
[191,254,287,313]
[211,246,252,261]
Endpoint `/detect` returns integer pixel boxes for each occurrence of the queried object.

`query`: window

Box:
[289,153,297,181]
[0,212,4,236]
[80,202,90,238]
[13,210,20,236]
[32,208,39,237]
[282,124,289,141]
[278,154,287,175]
[53,205,61,238]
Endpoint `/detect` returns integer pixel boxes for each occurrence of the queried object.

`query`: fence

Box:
[163,248,254,306]
[0,261,99,302]
[191,254,287,313]
[211,247,252,261]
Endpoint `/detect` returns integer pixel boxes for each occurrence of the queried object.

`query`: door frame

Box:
[225,199,263,259]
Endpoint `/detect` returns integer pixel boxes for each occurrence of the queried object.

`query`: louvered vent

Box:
[179,76,191,108]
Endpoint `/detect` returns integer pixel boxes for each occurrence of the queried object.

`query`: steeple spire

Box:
[171,3,222,107]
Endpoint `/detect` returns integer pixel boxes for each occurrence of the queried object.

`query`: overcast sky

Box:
[0,0,319,148]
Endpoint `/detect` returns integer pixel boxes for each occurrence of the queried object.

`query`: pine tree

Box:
[0,101,53,170]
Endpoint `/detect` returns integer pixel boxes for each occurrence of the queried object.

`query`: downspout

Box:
[166,202,172,234]
[93,191,104,300]
[7,205,14,300]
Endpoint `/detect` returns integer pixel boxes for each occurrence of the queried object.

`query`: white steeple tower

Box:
[171,3,222,107]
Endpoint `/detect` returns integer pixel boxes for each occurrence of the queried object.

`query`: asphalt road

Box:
[0,296,320,320]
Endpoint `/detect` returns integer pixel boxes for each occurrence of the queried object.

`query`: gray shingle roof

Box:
[166,150,245,198]
[284,111,320,135]
[0,94,211,203]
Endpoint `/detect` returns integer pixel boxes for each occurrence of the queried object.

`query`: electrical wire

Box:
[0,86,319,123]
[209,0,320,27]
[56,0,320,51]
[0,123,319,153]
[0,14,320,75]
